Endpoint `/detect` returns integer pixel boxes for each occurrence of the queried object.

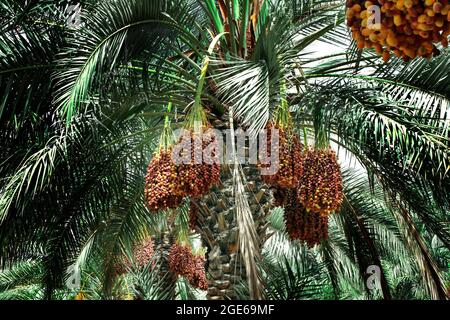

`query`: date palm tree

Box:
[0,0,449,300]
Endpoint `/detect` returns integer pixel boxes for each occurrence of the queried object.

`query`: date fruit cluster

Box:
[145,129,220,212]
[284,190,329,247]
[265,145,342,247]
[168,243,208,290]
[259,124,303,189]
[131,237,155,269]
[297,148,343,217]
[145,150,183,212]
[188,201,199,231]
[272,187,289,207]
[190,255,208,290]
[174,128,220,199]
[347,0,450,61]
[114,237,155,275]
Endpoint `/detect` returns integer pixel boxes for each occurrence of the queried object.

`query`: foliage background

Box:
[0,0,448,300]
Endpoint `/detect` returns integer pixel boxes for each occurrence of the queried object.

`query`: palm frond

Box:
[53,0,198,123]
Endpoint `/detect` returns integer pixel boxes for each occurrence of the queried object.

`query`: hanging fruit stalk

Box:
[145,102,183,212]
[346,0,450,61]
[173,53,220,199]
[259,83,303,189]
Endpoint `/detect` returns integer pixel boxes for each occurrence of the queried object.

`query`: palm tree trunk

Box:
[194,163,272,300]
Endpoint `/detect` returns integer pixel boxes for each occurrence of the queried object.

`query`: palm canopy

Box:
[0,0,449,300]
